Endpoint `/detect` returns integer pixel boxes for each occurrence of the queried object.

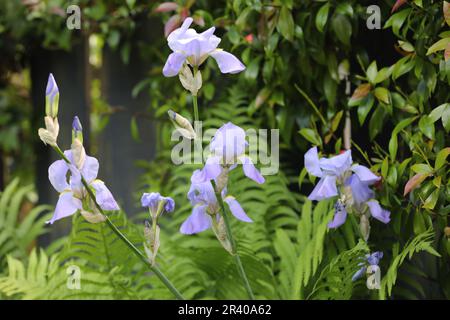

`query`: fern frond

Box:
[379,228,441,299]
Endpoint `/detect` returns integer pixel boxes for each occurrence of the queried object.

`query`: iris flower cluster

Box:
[40,75,119,225]
[304,147,390,240]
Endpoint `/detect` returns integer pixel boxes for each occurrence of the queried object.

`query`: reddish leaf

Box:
[404,173,430,196]
[445,42,450,61]
[350,83,371,101]
[444,1,450,27]
[154,2,179,13]
[164,14,181,37]
[392,0,408,13]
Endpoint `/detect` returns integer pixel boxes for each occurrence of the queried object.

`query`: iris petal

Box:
[92,180,119,211]
[351,164,380,184]
[308,175,338,201]
[48,160,69,192]
[224,196,252,222]
[304,146,323,177]
[367,200,391,224]
[209,50,246,74]
[47,192,82,224]
[239,156,265,184]
[163,52,187,77]
[180,205,212,234]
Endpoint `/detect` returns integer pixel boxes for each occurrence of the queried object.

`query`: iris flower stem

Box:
[192,94,199,123]
[52,145,185,300]
[211,180,255,300]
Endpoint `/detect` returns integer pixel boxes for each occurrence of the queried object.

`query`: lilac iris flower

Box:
[180,175,252,234]
[47,151,119,224]
[352,251,383,281]
[163,17,246,77]
[141,192,175,216]
[191,122,265,185]
[304,147,390,229]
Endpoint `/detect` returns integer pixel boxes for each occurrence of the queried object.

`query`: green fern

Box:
[0,178,52,267]
[379,228,441,299]
[307,240,370,300]
[273,199,334,299]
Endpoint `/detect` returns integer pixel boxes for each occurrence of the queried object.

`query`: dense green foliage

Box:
[0,0,449,299]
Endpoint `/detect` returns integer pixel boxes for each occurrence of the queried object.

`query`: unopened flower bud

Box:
[144,220,160,266]
[71,138,86,169]
[360,214,371,242]
[72,116,83,143]
[179,64,202,96]
[45,73,59,118]
[168,109,196,140]
[38,116,59,146]
[212,216,233,254]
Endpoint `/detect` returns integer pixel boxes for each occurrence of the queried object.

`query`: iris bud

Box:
[45,73,59,118]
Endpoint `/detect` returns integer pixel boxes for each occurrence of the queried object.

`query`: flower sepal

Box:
[38,116,60,147]
[178,64,202,96]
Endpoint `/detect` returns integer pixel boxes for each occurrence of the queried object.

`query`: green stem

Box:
[192,66,199,123]
[53,146,185,300]
[211,180,255,300]
[192,94,199,123]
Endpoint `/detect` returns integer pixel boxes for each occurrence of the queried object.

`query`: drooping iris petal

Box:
[367,251,383,265]
[304,146,323,177]
[164,197,175,213]
[180,205,212,234]
[92,180,119,211]
[209,50,246,74]
[81,156,99,183]
[239,156,265,184]
[163,52,187,77]
[47,192,82,224]
[352,266,367,281]
[308,175,338,201]
[367,200,391,224]
[224,196,252,222]
[347,174,374,205]
[319,150,352,177]
[191,158,222,184]
[48,160,69,192]
[328,200,348,228]
[351,164,380,184]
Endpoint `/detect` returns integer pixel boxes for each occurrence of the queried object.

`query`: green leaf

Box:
[435,147,450,170]
[389,133,398,160]
[374,87,391,104]
[357,94,374,125]
[315,3,330,32]
[278,6,295,41]
[374,67,392,84]
[392,56,415,80]
[422,188,439,210]
[366,61,378,84]
[418,116,435,140]
[426,37,450,55]
[411,164,433,174]
[331,14,352,46]
[299,128,322,146]
[369,105,386,139]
